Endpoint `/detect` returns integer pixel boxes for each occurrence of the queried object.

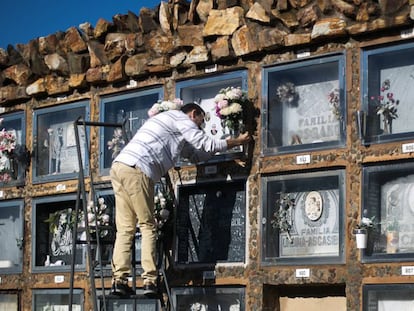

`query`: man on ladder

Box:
[109,102,250,298]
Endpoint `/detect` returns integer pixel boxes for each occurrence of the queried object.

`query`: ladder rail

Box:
[69,117,128,311]
[158,173,177,311]
[69,116,175,311]
[157,231,175,311]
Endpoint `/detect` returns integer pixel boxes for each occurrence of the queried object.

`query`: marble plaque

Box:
[279,189,340,258]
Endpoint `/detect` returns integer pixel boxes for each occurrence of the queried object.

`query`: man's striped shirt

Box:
[113,110,228,182]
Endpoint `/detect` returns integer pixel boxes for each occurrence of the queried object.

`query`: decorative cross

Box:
[127,111,140,131]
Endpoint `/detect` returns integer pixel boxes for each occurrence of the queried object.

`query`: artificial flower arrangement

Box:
[353,215,377,249]
[148,98,184,118]
[107,127,126,160]
[214,86,249,132]
[328,88,342,121]
[354,216,376,232]
[154,177,174,231]
[84,198,111,238]
[0,121,17,182]
[270,193,296,244]
[370,79,399,134]
[45,197,111,239]
[276,82,299,107]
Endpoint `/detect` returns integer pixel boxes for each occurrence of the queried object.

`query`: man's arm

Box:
[226,132,251,149]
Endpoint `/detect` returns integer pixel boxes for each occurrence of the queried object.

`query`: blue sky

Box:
[0,0,162,49]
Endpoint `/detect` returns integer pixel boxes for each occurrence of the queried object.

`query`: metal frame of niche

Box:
[261,52,347,156]
[359,41,414,146]
[32,101,90,184]
[175,69,249,165]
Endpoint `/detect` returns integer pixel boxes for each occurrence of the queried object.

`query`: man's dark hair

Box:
[181,103,205,116]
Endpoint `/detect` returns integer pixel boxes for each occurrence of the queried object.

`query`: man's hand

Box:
[226,132,251,149]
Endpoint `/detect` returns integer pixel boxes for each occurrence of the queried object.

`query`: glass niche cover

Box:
[175,70,248,165]
[262,54,346,155]
[99,295,160,311]
[100,87,163,175]
[360,41,414,145]
[32,194,86,272]
[175,179,246,266]
[171,286,245,311]
[33,101,89,183]
[0,111,27,186]
[33,289,83,311]
[0,200,24,274]
[361,161,414,261]
[0,292,19,311]
[262,169,345,264]
[363,284,414,311]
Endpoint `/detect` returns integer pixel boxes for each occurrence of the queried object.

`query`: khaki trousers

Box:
[110,161,157,285]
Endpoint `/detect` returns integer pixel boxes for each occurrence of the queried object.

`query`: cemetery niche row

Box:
[0,41,413,186]
[3,163,414,278]
[24,178,248,273]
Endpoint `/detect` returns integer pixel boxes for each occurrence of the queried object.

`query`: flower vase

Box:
[77,220,87,242]
[229,127,240,139]
[227,126,243,152]
[354,228,368,249]
[382,118,392,134]
[227,119,245,138]
[382,118,389,134]
[44,255,50,266]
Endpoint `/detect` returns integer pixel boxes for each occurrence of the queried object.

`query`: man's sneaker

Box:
[143,283,157,298]
[110,280,135,297]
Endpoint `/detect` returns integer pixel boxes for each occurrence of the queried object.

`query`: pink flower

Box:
[217,99,229,109]
[0,172,11,182]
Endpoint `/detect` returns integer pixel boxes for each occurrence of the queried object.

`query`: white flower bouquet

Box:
[107,127,126,159]
[45,198,112,240]
[85,198,111,238]
[214,86,249,132]
[148,98,184,117]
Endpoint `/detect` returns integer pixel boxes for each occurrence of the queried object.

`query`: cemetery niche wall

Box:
[261,53,346,155]
[0,0,413,310]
